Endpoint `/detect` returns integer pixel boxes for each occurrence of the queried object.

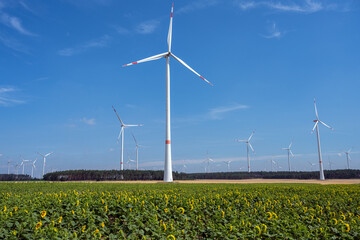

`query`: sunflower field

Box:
[0,182,359,239]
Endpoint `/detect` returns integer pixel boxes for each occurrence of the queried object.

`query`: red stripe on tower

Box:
[132,61,138,65]
[166,140,171,144]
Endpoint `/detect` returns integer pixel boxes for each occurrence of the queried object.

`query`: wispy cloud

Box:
[208,104,249,120]
[236,0,329,13]
[81,117,96,125]
[58,35,111,56]
[0,33,28,52]
[261,22,283,38]
[0,86,25,106]
[0,12,36,36]
[114,25,129,35]
[135,20,159,34]
[177,0,219,14]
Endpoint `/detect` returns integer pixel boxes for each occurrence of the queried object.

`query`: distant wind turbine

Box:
[112,106,143,171]
[235,130,255,173]
[122,3,213,182]
[308,161,316,171]
[20,157,31,175]
[223,160,232,171]
[37,152,53,177]
[131,133,142,171]
[7,160,12,174]
[311,98,334,180]
[282,141,294,171]
[31,158,37,178]
[126,152,136,169]
[343,148,352,169]
[203,152,214,173]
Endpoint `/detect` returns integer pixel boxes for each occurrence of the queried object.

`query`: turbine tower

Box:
[37,152,53,177]
[235,131,255,173]
[344,148,352,169]
[122,3,212,182]
[282,141,294,171]
[311,98,334,180]
[112,106,143,171]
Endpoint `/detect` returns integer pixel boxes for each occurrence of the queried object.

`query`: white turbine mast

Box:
[344,147,352,169]
[37,152,53,177]
[235,130,255,173]
[122,3,212,182]
[112,106,143,171]
[282,141,294,171]
[311,98,334,180]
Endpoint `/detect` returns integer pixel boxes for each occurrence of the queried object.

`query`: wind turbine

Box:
[311,98,334,180]
[37,152,53,177]
[282,141,294,171]
[122,3,212,182]
[31,158,37,178]
[235,130,255,173]
[308,161,316,171]
[7,160,12,174]
[223,160,232,171]
[126,153,136,170]
[343,148,352,169]
[112,106,143,171]
[131,133,142,171]
[203,152,214,173]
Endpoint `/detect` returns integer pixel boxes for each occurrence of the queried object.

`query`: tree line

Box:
[40,169,360,181]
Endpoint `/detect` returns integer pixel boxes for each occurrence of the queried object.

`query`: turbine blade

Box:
[319,121,334,131]
[311,122,318,134]
[289,142,292,148]
[314,97,319,119]
[248,130,255,141]
[167,3,174,52]
[45,152,53,157]
[112,106,124,125]
[248,143,255,152]
[290,150,294,157]
[122,52,168,67]
[348,148,352,153]
[117,128,123,143]
[235,139,247,142]
[170,53,213,86]
[131,133,138,145]
[125,124,144,127]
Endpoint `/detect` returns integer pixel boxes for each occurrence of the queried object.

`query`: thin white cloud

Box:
[58,35,111,56]
[236,0,326,13]
[0,12,36,36]
[114,26,129,35]
[135,20,159,34]
[262,22,283,38]
[177,0,219,14]
[81,117,96,125]
[0,32,28,53]
[209,104,249,120]
[0,87,25,106]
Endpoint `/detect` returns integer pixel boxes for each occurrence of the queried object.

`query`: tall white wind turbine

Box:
[344,148,352,169]
[308,161,316,171]
[122,3,212,182]
[20,157,31,175]
[37,152,53,177]
[311,98,334,180]
[112,106,143,171]
[282,141,294,171]
[235,131,255,173]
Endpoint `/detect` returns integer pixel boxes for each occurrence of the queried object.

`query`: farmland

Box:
[0,183,359,239]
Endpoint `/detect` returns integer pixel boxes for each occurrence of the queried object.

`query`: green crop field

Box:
[0,182,359,239]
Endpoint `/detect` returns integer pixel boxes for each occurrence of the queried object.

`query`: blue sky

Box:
[0,0,359,177]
